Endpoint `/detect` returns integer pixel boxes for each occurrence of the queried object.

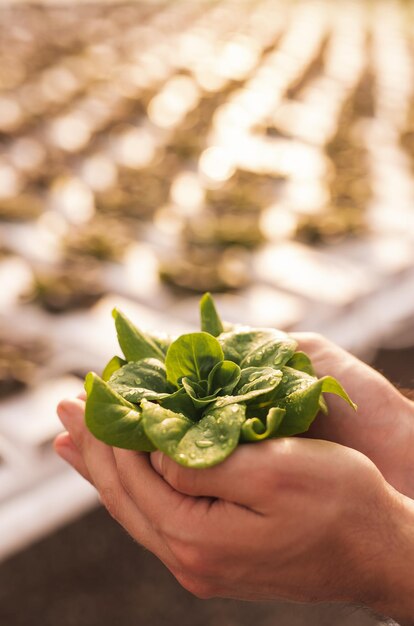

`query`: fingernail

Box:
[150,451,164,475]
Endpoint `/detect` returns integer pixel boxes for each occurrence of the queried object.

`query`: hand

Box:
[55,397,414,623]
[291,333,414,499]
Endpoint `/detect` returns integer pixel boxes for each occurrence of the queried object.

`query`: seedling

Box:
[85,294,356,467]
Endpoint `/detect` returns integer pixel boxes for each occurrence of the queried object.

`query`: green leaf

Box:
[165,332,224,386]
[273,369,356,437]
[214,366,283,408]
[219,328,297,369]
[241,407,286,442]
[319,395,328,415]
[159,387,199,422]
[207,360,241,395]
[285,352,328,414]
[142,400,246,468]
[150,333,172,356]
[183,378,209,398]
[180,361,241,410]
[235,366,283,399]
[112,308,165,362]
[84,372,155,451]
[141,400,194,458]
[182,377,219,409]
[200,292,224,337]
[108,359,172,403]
[85,295,358,468]
[286,351,315,376]
[102,356,126,381]
[319,375,357,410]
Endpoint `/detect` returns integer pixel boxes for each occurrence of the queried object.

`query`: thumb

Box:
[150,440,284,510]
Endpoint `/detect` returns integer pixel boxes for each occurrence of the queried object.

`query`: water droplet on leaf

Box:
[195,440,214,448]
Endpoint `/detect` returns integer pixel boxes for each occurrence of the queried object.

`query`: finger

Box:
[113,448,194,530]
[57,398,139,510]
[292,332,411,413]
[57,398,107,456]
[54,431,93,483]
[149,441,284,511]
[289,332,357,381]
[289,333,373,442]
[150,437,361,503]
[56,399,173,560]
[290,332,389,392]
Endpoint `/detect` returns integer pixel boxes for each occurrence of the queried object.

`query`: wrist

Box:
[367,491,414,624]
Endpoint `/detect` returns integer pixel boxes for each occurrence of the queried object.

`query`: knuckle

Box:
[168,536,213,579]
[176,544,207,577]
[270,436,297,461]
[99,486,121,520]
[175,573,215,600]
[259,440,300,490]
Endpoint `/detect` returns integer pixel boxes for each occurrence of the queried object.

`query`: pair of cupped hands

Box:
[56,333,414,625]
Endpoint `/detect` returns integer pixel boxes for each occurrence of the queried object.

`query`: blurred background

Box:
[0,0,413,624]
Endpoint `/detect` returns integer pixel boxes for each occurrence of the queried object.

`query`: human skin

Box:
[55,336,414,623]
[290,333,414,499]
